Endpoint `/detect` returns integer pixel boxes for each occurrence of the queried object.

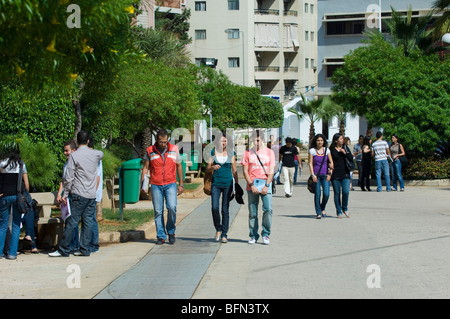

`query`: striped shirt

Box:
[372,140,389,161]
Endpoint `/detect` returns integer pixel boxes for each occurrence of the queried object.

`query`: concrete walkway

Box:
[1,173,449,300]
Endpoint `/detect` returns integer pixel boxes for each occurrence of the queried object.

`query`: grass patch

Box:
[51,208,154,233]
[184,183,201,190]
[99,209,154,232]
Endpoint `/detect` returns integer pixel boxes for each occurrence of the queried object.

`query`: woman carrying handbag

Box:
[207,133,238,243]
[308,134,334,219]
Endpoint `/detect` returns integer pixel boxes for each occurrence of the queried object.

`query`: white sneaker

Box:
[262,236,270,245]
[48,251,63,257]
[248,238,257,244]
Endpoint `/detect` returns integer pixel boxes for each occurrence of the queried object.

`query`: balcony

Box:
[255,66,281,81]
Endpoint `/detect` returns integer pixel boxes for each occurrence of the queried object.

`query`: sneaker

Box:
[156,238,165,245]
[248,238,257,244]
[168,234,176,245]
[73,251,89,257]
[5,254,17,260]
[337,213,343,218]
[316,214,322,219]
[49,251,67,257]
[221,237,228,243]
[262,236,270,245]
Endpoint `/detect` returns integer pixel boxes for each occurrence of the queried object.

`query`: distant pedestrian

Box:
[207,132,238,243]
[141,129,184,245]
[389,134,405,191]
[241,130,275,245]
[279,137,298,197]
[308,134,334,219]
[0,143,30,260]
[88,136,102,253]
[353,135,364,188]
[293,138,303,184]
[330,133,354,218]
[49,131,103,257]
[372,131,392,192]
[361,136,372,191]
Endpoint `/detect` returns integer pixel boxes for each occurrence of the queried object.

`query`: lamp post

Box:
[378,0,382,32]
[225,29,245,86]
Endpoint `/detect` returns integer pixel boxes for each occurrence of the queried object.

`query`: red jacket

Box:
[147,143,180,186]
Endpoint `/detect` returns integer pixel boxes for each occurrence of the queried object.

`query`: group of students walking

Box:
[309,131,407,220]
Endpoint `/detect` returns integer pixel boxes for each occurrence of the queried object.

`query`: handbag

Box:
[308,149,327,194]
[203,167,213,195]
[344,145,355,171]
[16,161,32,214]
[251,149,276,194]
[398,144,407,167]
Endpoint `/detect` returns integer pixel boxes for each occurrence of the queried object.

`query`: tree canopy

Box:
[331,33,450,154]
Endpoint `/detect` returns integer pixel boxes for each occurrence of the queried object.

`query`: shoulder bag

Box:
[251,149,276,194]
[203,149,215,195]
[16,161,32,214]
[307,149,326,194]
[398,144,407,168]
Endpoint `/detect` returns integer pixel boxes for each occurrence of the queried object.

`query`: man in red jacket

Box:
[141,129,184,245]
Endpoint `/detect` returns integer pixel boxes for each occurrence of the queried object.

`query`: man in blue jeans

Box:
[372,131,392,192]
[49,131,103,257]
[141,129,184,245]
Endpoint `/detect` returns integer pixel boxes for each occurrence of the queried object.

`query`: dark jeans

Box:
[58,194,96,256]
[211,184,231,238]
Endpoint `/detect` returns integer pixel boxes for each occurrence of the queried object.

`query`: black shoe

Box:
[156,238,165,245]
[367,188,372,191]
[361,188,366,191]
[168,234,176,245]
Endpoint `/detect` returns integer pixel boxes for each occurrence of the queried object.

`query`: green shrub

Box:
[405,157,450,180]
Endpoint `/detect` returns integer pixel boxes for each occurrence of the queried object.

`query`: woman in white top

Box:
[0,144,29,260]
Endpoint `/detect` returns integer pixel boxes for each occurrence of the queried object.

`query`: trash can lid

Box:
[121,158,143,169]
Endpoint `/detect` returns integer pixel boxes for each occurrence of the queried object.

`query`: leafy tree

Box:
[0,0,137,90]
[331,34,450,154]
[431,0,450,41]
[155,6,191,46]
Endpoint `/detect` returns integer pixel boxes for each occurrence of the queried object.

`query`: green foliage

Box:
[0,0,138,90]
[155,7,191,46]
[0,84,75,190]
[18,136,58,189]
[331,34,450,154]
[405,157,450,179]
[196,66,284,130]
[102,149,122,179]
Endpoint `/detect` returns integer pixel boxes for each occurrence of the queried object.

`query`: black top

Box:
[280,145,298,167]
[330,145,354,179]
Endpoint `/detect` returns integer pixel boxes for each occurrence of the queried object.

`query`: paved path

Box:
[1,174,449,301]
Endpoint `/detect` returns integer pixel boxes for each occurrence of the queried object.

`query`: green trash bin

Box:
[190,150,200,171]
[120,158,143,204]
[177,153,187,182]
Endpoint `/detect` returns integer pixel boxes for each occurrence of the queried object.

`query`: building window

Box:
[228,57,240,68]
[305,31,309,41]
[326,21,365,35]
[226,29,240,39]
[310,4,314,14]
[304,3,308,13]
[311,31,314,41]
[311,59,315,69]
[195,30,206,40]
[228,0,239,10]
[305,58,309,68]
[195,1,206,11]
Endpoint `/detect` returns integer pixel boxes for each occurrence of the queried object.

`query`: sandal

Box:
[343,211,350,218]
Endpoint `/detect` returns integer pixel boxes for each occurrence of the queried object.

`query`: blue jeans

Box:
[331,178,350,215]
[375,160,391,192]
[151,183,177,240]
[390,160,404,190]
[59,194,96,256]
[314,175,330,216]
[247,191,272,240]
[211,184,231,238]
[0,195,21,257]
[294,160,301,183]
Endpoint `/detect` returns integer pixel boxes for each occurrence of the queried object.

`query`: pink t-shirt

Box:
[241,147,275,190]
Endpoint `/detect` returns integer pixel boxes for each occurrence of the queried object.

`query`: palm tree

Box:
[431,0,450,41]
[386,5,435,56]
[288,94,335,145]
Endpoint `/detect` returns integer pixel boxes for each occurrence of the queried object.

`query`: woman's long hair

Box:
[310,134,328,149]
[0,143,21,169]
[330,133,343,149]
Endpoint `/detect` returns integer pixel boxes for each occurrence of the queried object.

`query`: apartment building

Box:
[187,0,318,103]
[136,0,187,29]
[316,0,437,140]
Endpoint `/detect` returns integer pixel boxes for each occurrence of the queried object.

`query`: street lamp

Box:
[442,33,450,44]
[225,29,245,86]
